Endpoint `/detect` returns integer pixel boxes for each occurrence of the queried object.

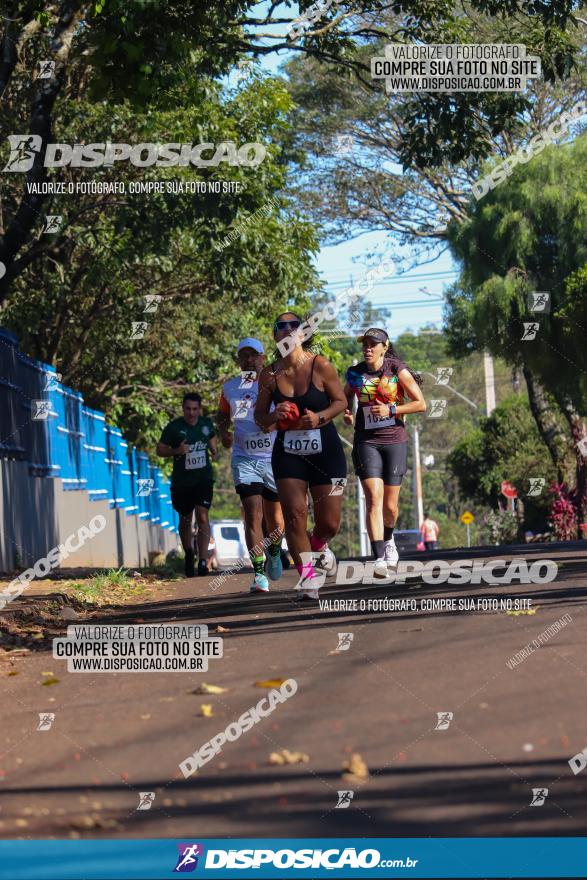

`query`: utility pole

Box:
[357,478,369,557]
[413,424,424,529]
[483,351,496,415]
[339,406,369,558]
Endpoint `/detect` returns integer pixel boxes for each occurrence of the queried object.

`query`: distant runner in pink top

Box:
[420,514,439,551]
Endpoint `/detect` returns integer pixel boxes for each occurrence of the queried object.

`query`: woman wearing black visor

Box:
[344,328,426,578]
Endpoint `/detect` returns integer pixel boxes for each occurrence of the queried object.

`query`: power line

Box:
[323,271,457,291]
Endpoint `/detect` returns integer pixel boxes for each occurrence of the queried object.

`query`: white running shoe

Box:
[373,558,389,579]
[313,545,337,577]
[294,568,320,600]
[295,588,320,601]
[384,536,399,570]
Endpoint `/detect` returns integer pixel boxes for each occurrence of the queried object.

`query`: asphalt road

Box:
[1,542,587,840]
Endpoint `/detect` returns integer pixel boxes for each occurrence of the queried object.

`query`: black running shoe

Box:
[197,559,209,577]
[184,549,195,578]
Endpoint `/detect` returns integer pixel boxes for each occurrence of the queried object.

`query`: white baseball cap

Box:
[237,337,264,354]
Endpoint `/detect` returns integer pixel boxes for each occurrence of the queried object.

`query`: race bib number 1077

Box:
[185,445,206,469]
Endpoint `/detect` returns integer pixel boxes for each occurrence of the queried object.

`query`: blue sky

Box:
[248,2,459,337]
[315,236,455,337]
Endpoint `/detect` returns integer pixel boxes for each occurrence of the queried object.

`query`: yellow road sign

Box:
[461,511,475,525]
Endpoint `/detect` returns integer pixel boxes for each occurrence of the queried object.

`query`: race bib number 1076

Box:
[283,429,322,455]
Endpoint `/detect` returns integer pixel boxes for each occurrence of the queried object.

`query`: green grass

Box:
[68,568,143,605]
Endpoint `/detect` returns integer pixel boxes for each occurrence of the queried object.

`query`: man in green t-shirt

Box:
[156,392,217,577]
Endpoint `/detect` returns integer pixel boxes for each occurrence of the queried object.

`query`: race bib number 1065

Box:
[244,433,274,454]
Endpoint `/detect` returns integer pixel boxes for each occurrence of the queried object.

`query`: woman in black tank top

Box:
[255,312,347,599]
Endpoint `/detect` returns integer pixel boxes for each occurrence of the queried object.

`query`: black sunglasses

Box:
[274,320,301,331]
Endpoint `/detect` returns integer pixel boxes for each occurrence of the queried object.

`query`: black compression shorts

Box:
[236,482,279,502]
[272,432,347,488]
[352,440,408,485]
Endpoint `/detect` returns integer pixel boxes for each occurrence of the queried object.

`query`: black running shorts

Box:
[170,481,214,515]
[352,440,408,485]
[272,431,347,488]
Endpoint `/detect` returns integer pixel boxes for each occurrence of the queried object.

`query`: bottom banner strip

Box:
[1,837,586,879]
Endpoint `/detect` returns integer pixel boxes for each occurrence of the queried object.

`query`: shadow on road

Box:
[3,542,586,653]
[1,757,586,838]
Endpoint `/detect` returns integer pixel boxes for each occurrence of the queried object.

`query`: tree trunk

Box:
[0,1,88,306]
[558,394,587,540]
[515,496,526,542]
[523,366,573,483]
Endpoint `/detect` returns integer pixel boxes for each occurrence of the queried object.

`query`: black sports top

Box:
[271,356,338,442]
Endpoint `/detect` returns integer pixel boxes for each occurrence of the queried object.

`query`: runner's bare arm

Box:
[395,369,426,415]
[343,381,354,425]
[216,392,233,448]
[156,441,188,457]
[208,434,218,460]
[254,366,281,428]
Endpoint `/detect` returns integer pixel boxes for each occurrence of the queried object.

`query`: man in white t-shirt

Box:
[217,338,284,593]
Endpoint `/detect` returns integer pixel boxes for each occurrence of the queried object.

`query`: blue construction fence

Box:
[0,327,178,533]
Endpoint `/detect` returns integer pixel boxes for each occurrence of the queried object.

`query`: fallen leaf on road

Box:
[7,671,18,676]
[191,683,228,695]
[342,753,369,781]
[255,678,286,688]
[41,677,59,686]
[506,609,537,616]
[269,749,309,765]
[200,704,213,717]
[140,714,151,720]
[41,671,54,676]
[216,625,230,633]
[60,607,81,621]
[69,814,121,830]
